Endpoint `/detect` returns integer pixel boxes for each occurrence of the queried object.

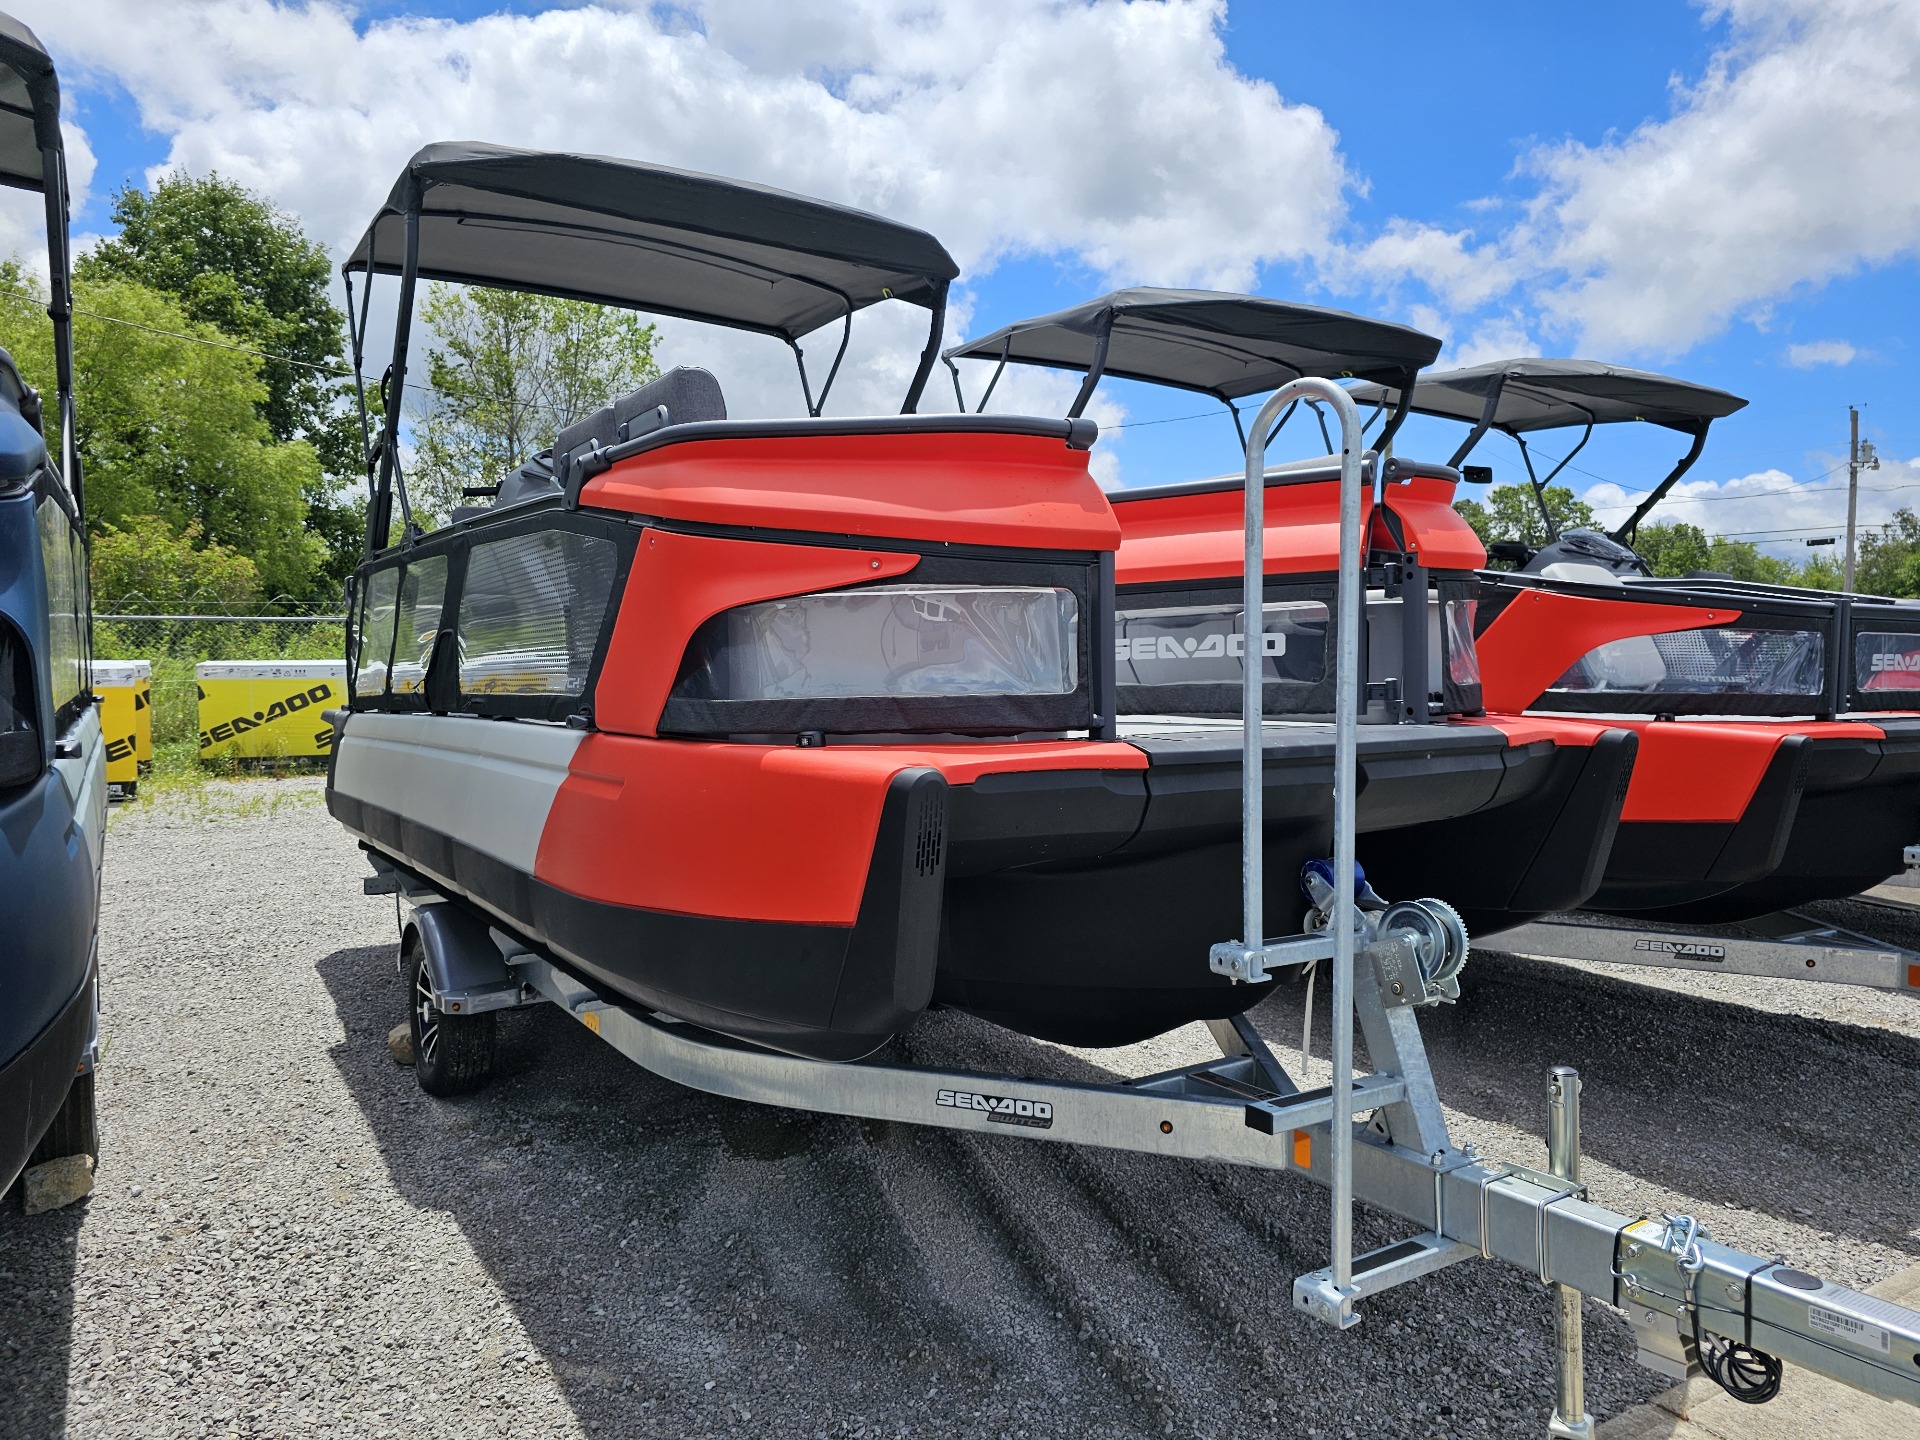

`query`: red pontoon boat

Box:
[945,294,1640,940]
[1349,360,1920,924]
[327,151,1517,1076]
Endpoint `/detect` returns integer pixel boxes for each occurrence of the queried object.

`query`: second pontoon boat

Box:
[945,292,1640,940]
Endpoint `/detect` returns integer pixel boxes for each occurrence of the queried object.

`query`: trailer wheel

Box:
[406,937,495,1097]
[29,1071,98,1167]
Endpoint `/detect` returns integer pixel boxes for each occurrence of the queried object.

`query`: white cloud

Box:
[1580,455,1920,552]
[34,0,1352,419]
[1337,219,1513,314]
[1516,0,1920,354]
[0,117,96,278]
[1443,313,1538,371]
[50,9,1343,271]
[1785,339,1858,368]
[1331,0,1920,362]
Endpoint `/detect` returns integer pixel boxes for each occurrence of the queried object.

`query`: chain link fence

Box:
[93,607,348,754]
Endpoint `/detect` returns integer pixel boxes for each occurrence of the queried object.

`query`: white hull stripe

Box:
[332,712,583,875]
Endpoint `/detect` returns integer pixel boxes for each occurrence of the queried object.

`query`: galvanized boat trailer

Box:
[386,380,1920,1433]
[1490,907,1920,996]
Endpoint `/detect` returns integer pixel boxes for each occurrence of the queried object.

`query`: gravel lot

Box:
[3,777,1917,1440]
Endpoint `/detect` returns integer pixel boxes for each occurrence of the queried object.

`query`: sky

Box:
[12,0,1920,553]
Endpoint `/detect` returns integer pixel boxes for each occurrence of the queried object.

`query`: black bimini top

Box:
[947,287,1442,402]
[1351,359,1750,543]
[344,142,959,340]
[1349,359,1747,437]
[0,12,59,193]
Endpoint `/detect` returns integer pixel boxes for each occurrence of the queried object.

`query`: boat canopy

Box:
[945,289,1440,445]
[1350,359,1748,543]
[345,142,962,553]
[0,12,58,194]
[0,10,75,507]
[344,142,957,342]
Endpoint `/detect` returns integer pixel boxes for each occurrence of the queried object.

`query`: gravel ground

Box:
[3,778,1917,1440]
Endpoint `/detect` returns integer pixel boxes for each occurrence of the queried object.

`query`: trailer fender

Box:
[404,901,525,1016]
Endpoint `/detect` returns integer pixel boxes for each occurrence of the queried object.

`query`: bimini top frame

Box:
[943,287,1441,452]
[341,141,961,554]
[1349,359,1747,545]
[0,11,77,510]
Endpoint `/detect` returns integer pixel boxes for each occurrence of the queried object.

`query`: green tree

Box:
[78,172,363,594]
[0,269,324,599]
[1796,550,1843,591]
[1704,537,1798,585]
[1854,508,1920,598]
[1453,482,1594,551]
[90,516,261,612]
[408,284,660,523]
[1634,521,1713,576]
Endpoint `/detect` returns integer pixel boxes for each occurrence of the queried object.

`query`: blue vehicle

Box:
[0,11,103,1200]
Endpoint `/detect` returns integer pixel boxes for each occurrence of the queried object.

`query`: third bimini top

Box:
[1349,358,1747,436]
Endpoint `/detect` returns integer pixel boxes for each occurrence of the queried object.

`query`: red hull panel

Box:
[535,735,1147,926]
[1475,588,1740,714]
[1114,475,1485,586]
[582,431,1121,551]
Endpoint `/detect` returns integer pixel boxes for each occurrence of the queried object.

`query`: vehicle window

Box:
[36,495,83,725]
[1551,627,1825,697]
[0,619,34,788]
[389,555,449,697]
[354,565,401,698]
[458,529,618,699]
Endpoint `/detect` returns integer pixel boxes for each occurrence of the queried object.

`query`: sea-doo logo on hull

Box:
[936,1089,1054,1129]
[1116,632,1284,664]
[1633,938,1727,960]
[1870,652,1920,672]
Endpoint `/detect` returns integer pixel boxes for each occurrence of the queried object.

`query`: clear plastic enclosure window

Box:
[355,566,401,697]
[458,530,618,697]
[678,586,1079,700]
[389,556,449,696]
[1855,632,1920,693]
[1113,600,1328,687]
[35,496,82,717]
[1444,599,1481,687]
[1551,627,1825,696]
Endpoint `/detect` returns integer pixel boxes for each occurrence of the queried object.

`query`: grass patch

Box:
[111,739,329,824]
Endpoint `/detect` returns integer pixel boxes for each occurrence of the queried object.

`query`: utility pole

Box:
[1843,406,1880,593]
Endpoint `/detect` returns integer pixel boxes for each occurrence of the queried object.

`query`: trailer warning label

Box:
[1808,1303,1890,1353]
[936,1089,1054,1129]
[1632,938,1727,960]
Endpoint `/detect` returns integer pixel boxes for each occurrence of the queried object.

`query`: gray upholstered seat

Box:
[553,366,727,480]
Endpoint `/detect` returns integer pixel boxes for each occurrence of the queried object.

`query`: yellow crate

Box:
[195,661,346,762]
[92,660,151,798]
